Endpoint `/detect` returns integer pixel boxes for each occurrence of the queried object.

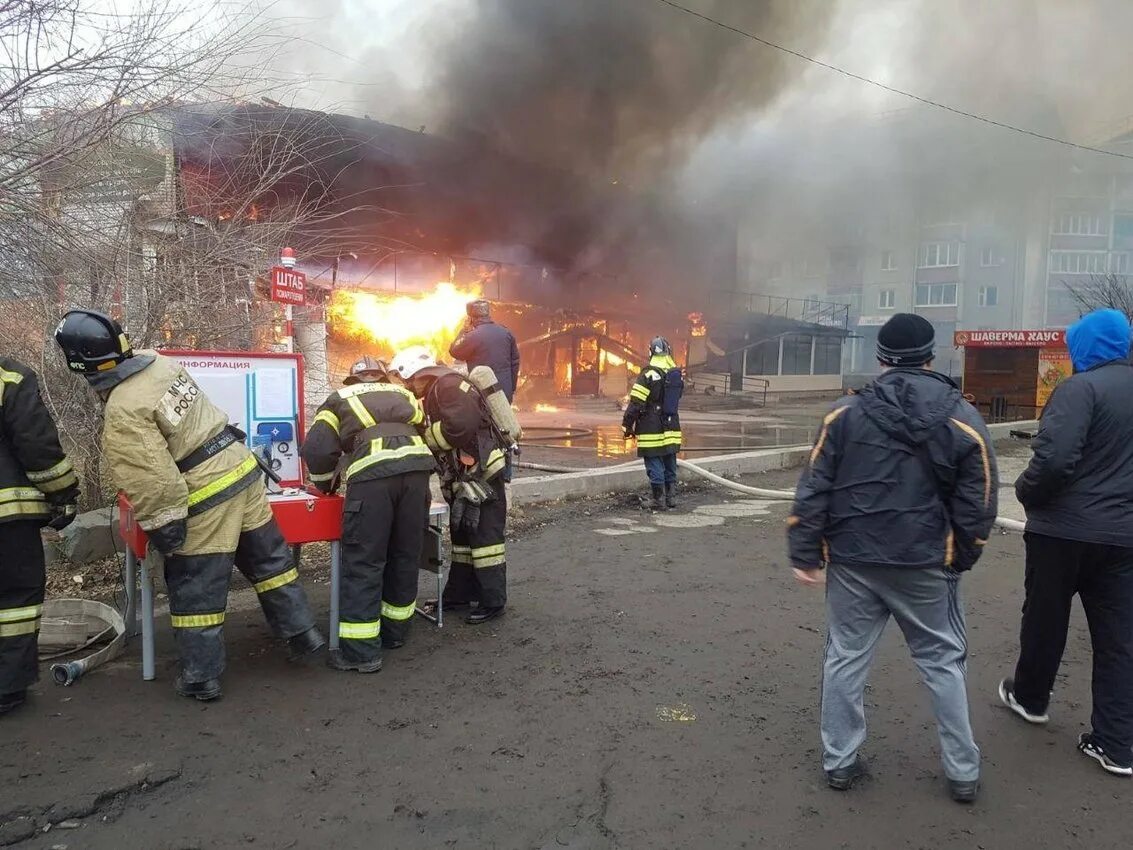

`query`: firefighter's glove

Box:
[450,498,481,536]
[449,480,492,535]
[47,500,78,532]
[148,518,187,556]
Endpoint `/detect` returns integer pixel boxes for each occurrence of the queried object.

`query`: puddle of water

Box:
[525,422,814,460]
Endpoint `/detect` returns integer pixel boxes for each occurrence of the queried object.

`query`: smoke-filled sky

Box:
[262,0,1133,176]
[247,0,1133,285]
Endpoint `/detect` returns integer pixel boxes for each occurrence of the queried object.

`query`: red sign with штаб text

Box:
[270,266,306,306]
[953,329,1066,348]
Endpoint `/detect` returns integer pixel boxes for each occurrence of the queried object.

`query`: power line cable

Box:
[654,0,1133,161]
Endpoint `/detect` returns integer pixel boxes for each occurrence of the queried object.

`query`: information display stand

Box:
[119,492,449,681]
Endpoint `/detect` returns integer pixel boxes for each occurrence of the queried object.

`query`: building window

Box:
[881,250,896,271]
[1112,253,1131,275]
[979,246,1000,267]
[978,286,998,307]
[879,289,895,309]
[914,283,958,307]
[813,337,842,375]
[1049,251,1107,274]
[781,334,814,375]
[1053,213,1106,236]
[744,339,779,376]
[919,241,960,268]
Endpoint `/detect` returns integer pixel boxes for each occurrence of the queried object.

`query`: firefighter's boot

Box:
[175,674,222,701]
[327,650,383,674]
[650,484,666,510]
[0,689,27,716]
[287,626,326,661]
[665,482,678,509]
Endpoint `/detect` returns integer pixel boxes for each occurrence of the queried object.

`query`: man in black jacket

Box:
[789,314,997,803]
[0,358,79,715]
[999,308,1133,777]
[449,300,521,403]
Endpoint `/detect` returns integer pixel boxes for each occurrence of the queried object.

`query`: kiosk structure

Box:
[952,329,1070,421]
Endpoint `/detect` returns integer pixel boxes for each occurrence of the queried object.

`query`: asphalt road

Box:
[2,469,1124,849]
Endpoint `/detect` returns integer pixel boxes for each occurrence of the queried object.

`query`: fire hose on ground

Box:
[516,453,1027,534]
[38,598,128,686]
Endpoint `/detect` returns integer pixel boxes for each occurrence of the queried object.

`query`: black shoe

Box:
[0,690,27,716]
[175,675,222,701]
[650,484,666,511]
[825,758,866,791]
[287,627,327,661]
[665,482,677,509]
[327,650,382,674]
[948,779,980,803]
[466,605,505,625]
[1078,732,1133,777]
[382,637,406,650]
[998,678,1049,724]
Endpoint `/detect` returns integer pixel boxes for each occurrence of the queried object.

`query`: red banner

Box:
[270,266,307,306]
[953,329,1066,348]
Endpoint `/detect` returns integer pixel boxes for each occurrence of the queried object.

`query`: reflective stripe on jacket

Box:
[622,354,682,458]
[0,358,78,525]
[101,352,260,531]
[301,382,434,488]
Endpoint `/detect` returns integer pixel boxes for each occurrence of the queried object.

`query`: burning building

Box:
[168,103,739,403]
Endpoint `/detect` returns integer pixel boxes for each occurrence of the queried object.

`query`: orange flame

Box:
[328,283,482,358]
[602,350,626,368]
[534,403,560,413]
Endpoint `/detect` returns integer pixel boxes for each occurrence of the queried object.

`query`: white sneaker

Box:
[998,678,1049,724]
[1079,733,1133,777]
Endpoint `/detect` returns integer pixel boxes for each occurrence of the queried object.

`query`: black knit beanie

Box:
[877,313,935,367]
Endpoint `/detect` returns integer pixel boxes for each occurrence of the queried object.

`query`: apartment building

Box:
[736,130,1133,379]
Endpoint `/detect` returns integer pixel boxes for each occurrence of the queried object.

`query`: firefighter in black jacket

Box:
[623,337,682,510]
[0,358,79,715]
[301,356,435,672]
[389,346,508,625]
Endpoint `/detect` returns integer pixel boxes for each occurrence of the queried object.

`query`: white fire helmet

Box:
[389,346,437,380]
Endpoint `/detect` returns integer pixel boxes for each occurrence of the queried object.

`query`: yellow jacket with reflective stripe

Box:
[102,352,259,532]
[301,380,433,490]
[0,357,78,524]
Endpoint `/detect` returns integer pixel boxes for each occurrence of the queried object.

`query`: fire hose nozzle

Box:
[51,660,83,686]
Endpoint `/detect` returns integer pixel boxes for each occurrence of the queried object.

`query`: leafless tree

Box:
[0,1,396,503]
[1062,273,1133,321]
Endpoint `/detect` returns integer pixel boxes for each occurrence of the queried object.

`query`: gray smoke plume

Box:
[257,0,1133,301]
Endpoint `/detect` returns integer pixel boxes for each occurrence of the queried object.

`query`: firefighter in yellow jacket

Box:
[54,310,325,700]
[0,358,79,716]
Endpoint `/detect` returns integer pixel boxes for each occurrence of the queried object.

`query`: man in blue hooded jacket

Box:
[999,308,1133,777]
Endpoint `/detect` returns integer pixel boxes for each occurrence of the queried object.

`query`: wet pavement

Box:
[515,401,827,469]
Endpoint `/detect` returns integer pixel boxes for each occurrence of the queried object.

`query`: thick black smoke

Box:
[433,0,832,184]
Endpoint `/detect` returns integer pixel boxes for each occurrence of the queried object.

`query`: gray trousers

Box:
[822,564,980,782]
